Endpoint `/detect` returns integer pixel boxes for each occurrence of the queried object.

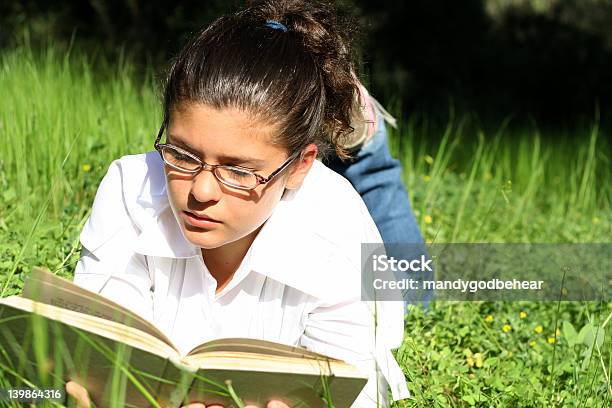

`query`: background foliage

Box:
[2,0,612,128]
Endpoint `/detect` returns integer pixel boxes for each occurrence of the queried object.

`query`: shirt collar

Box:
[249,186,362,300]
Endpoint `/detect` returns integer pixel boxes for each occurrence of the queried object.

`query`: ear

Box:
[285,144,318,190]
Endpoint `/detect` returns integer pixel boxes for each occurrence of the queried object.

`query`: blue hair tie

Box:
[265,19,288,32]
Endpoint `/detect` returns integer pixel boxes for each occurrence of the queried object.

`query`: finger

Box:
[181,404,206,408]
[65,381,91,408]
[267,401,290,408]
[205,405,224,408]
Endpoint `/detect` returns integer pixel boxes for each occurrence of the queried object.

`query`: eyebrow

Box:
[168,134,266,167]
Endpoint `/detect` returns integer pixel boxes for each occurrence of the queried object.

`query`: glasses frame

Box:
[154,122,301,191]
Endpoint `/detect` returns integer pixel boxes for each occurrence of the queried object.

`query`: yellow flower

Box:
[592,216,601,225]
[534,325,543,334]
[484,315,494,323]
[424,155,434,165]
[556,328,561,337]
[82,164,92,173]
[519,311,527,319]
[548,337,556,344]
[424,215,433,224]
[465,350,483,368]
[473,353,484,368]
[502,324,512,333]
[422,175,431,182]
[529,340,536,348]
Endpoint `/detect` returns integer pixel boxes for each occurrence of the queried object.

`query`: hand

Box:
[65,381,91,408]
[182,401,290,408]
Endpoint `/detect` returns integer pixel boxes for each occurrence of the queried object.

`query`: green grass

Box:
[0,43,610,407]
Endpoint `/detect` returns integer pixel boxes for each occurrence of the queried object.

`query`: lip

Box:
[183,211,222,228]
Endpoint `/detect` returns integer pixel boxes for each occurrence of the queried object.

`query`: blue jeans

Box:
[325,116,433,311]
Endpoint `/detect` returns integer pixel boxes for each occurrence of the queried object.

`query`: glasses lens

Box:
[161,146,201,171]
[215,167,258,189]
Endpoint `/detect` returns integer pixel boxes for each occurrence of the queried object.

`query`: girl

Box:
[66,0,409,406]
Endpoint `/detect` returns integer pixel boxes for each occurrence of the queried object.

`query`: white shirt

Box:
[73,151,410,407]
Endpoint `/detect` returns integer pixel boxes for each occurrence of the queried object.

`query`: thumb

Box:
[65,381,91,408]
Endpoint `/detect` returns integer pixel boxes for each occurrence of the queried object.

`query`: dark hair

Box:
[162,0,361,160]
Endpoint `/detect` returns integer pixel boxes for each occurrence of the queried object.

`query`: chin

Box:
[182,227,228,249]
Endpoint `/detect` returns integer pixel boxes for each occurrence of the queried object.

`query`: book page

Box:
[181,341,367,407]
[184,351,363,378]
[0,296,186,407]
[0,296,178,362]
[187,337,341,360]
[22,267,176,350]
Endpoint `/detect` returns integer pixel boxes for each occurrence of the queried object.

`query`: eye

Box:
[162,146,201,170]
[227,167,253,177]
[172,151,191,161]
[216,166,256,183]
[169,149,194,162]
[230,165,257,172]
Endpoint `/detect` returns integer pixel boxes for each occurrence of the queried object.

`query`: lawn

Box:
[0,44,610,407]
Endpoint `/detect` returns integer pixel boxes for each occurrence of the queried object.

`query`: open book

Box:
[0,268,368,407]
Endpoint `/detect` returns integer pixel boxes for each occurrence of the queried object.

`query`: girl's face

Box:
[164,103,316,253]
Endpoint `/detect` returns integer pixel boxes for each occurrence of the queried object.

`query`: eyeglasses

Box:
[154,123,301,191]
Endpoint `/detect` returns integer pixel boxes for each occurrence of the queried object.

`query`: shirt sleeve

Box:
[299,297,407,408]
[72,159,154,322]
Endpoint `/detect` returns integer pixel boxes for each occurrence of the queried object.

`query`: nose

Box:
[190,168,222,203]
